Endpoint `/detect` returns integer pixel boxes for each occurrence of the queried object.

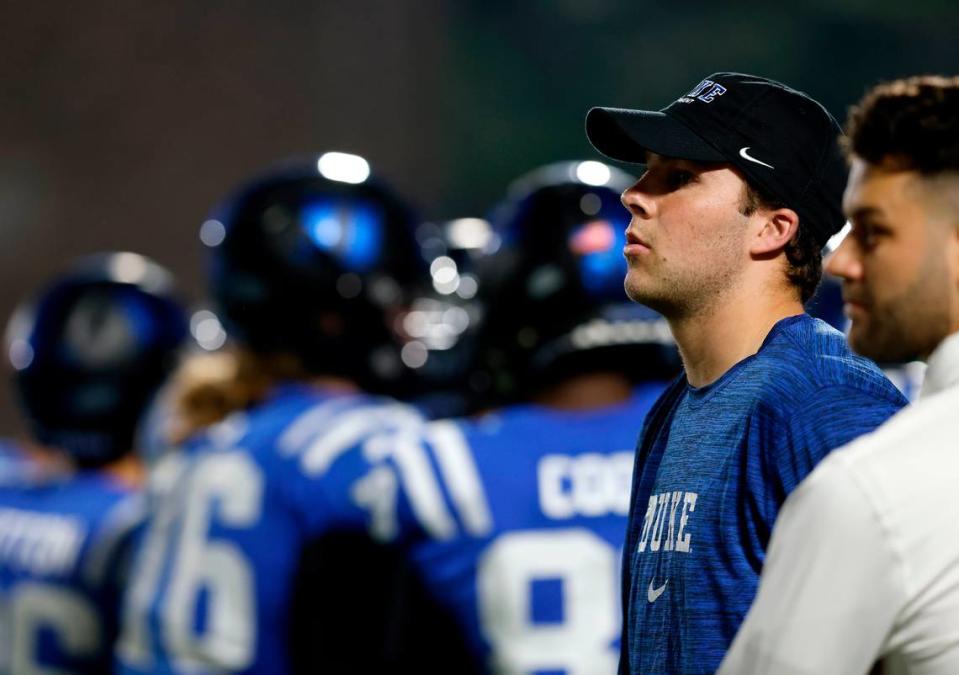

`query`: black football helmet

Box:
[204,153,430,394]
[6,252,189,466]
[394,217,492,417]
[472,161,680,404]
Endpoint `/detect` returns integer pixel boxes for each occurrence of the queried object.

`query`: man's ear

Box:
[749,208,800,257]
[949,220,959,288]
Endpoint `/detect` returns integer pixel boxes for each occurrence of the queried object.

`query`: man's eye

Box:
[667,170,694,189]
[854,223,883,249]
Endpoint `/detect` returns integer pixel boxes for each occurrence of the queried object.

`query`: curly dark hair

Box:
[740,182,822,303]
[845,75,959,173]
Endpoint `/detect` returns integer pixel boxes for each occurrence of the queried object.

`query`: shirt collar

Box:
[919,330,959,398]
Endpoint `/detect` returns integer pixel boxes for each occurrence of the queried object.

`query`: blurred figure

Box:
[115,154,445,674]
[721,75,959,674]
[807,273,925,400]
[0,252,188,673]
[0,439,56,485]
[371,161,680,673]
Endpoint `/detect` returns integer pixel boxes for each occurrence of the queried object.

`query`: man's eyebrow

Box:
[846,206,884,220]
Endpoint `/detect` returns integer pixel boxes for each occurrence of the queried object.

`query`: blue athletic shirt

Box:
[376,382,667,674]
[0,469,144,673]
[620,315,908,675]
[115,383,424,675]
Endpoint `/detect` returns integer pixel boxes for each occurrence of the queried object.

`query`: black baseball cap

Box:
[585,72,847,246]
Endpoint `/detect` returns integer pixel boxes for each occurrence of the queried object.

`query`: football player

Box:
[0,252,188,673]
[368,161,681,673]
[114,154,455,674]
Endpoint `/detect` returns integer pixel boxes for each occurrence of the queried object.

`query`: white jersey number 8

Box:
[477,529,619,675]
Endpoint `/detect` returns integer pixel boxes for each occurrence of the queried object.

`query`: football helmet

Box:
[472,161,680,403]
[6,252,188,466]
[204,153,430,394]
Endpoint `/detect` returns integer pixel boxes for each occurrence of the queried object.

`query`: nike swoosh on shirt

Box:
[738,147,775,170]
[647,579,668,603]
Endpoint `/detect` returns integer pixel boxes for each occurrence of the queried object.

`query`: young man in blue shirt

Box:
[585,72,908,674]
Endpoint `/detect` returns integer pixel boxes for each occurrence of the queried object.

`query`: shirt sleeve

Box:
[281,404,438,540]
[772,385,904,496]
[718,453,906,675]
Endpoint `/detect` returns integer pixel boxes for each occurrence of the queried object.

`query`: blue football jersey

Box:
[115,383,424,675]
[0,440,35,486]
[620,315,908,674]
[0,469,144,673]
[376,382,667,674]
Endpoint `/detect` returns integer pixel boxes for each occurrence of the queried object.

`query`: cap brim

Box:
[585,107,726,164]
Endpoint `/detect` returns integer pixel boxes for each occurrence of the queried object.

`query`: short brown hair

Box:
[845,75,959,173]
[740,183,822,303]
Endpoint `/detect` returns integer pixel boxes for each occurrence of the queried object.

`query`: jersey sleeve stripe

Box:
[426,421,493,537]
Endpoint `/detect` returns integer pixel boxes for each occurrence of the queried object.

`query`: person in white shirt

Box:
[719,75,959,675]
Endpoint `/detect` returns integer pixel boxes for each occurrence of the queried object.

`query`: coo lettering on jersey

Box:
[538,452,632,519]
[636,491,698,553]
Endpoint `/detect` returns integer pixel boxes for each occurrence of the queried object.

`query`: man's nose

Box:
[621,180,655,220]
[825,233,862,281]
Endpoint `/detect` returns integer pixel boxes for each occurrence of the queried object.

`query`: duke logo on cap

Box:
[679,79,728,104]
[585,72,847,246]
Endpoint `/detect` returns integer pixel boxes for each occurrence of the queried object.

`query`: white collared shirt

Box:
[919,331,959,398]
[719,331,959,675]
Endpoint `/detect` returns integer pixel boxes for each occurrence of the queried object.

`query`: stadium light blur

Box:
[108,252,149,285]
[317,152,371,184]
[400,340,429,368]
[575,160,612,186]
[446,218,492,251]
[8,339,33,371]
[430,256,460,295]
[199,219,227,247]
[190,309,227,351]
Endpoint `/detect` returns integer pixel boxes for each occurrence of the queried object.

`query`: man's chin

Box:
[624,282,655,306]
[625,270,656,299]
[849,323,884,360]
[625,286,673,317]
[849,323,920,363]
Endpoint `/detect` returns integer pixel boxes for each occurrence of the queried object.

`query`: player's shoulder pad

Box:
[277,396,426,478]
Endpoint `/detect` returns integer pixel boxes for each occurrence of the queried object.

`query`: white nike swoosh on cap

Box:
[647,579,668,603]
[739,147,775,170]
